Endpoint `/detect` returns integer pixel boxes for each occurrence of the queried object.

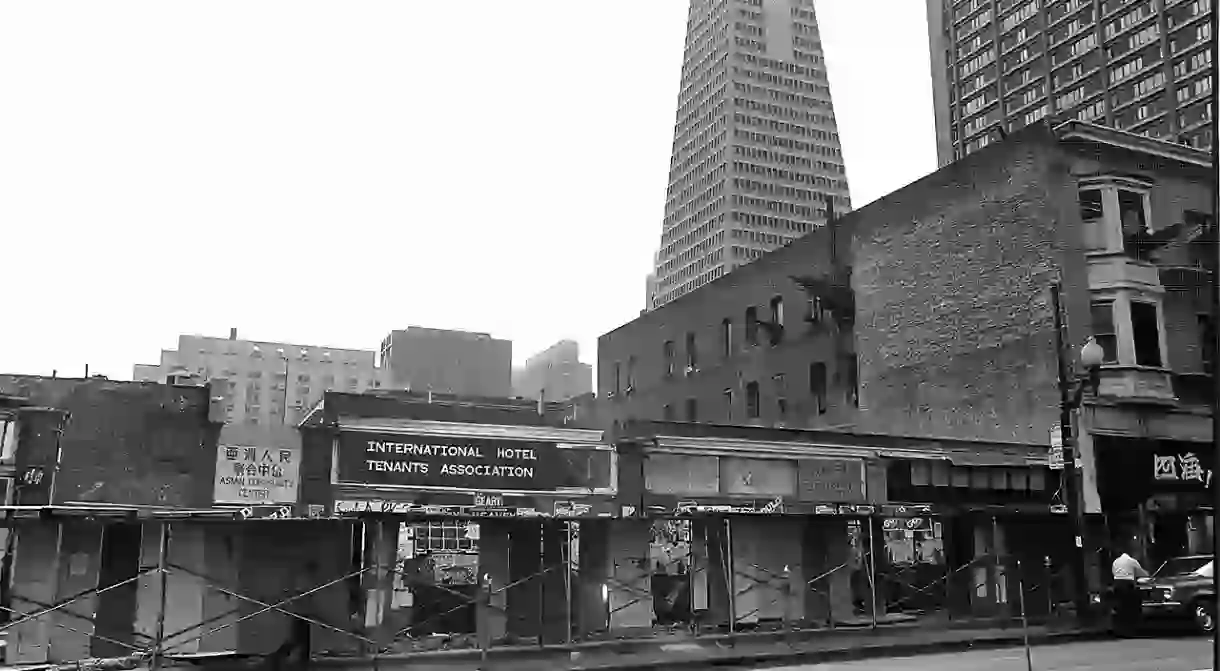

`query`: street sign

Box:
[1048,424,1064,470]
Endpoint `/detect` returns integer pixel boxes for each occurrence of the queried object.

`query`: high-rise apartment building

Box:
[926,0,1214,166]
[134,329,383,425]
[512,340,593,402]
[647,0,852,310]
[379,326,512,398]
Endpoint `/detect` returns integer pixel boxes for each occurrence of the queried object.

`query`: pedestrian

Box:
[1110,543,1148,637]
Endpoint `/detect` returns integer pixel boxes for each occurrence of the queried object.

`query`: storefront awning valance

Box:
[0,502,246,520]
[337,418,606,446]
[651,434,951,461]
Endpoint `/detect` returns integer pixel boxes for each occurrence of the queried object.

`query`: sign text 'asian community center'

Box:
[336,432,566,491]
[214,444,301,505]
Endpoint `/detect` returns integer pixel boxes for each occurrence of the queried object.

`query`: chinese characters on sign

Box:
[1152,452,1213,487]
[213,444,301,504]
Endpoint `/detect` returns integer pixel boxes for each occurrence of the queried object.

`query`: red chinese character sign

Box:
[213,444,301,504]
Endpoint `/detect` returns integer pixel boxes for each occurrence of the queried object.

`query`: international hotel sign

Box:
[336,432,567,491]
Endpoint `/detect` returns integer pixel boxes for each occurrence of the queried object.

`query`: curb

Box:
[571,629,1114,671]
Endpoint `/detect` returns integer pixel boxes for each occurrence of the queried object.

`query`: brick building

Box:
[599,210,857,430]
[851,121,1214,567]
[601,120,1213,582]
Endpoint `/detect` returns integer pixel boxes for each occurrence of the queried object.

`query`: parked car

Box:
[1138,554,1215,634]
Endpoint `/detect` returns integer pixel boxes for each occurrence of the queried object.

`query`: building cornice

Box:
[1054,120,1213,169]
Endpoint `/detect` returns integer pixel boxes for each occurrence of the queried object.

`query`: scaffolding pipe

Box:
[564,522,573,645]
[151,521,171,671]
[722,518,735,638]
[866,520,878,629]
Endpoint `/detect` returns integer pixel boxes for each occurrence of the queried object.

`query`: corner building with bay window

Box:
[647,0,852,310]
[605,120,1214,617]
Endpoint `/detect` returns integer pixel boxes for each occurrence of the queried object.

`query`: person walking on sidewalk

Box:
[1111,545,1148,637]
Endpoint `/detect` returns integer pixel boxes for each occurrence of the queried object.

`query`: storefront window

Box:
[554,447,613,490]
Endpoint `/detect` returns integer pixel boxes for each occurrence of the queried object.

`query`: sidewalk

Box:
[296,621,1111,671]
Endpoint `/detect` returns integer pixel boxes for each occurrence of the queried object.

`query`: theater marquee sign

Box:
[336,432,569,491]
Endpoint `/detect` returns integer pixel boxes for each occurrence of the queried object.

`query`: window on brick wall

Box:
[613,362,622,396]
[1090,300,1120,363]
[721,319,733,358]
[806,295,824,325]
[626,356,637,395]
[1131,300,1163,367]
[685,332,698,372]
[724,388,734,420]
[810,362,828,414]
[746,381,761,418]
[769,295,785,346]
[0,415,16,462]
[773,374,787,418]
[745,307,759,345]
[663,340,675,377]
[843,354,859,407]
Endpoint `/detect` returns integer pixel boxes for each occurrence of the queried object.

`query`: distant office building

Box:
[133,329,383,425]
[379,326,512,398]
[925,0,1214,166]
[512,340,593,402]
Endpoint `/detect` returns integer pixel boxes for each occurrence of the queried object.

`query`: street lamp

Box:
[1054,282,1106,626]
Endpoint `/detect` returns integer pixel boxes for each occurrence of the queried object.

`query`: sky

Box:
[0,1,937,381]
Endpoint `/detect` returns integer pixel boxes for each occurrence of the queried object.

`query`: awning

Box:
[338,417,606,445]
[0,502,245,520]
[651,434,950,461]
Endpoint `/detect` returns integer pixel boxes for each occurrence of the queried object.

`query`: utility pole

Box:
[1207,110,1218,669]
[1051,282,1094,624]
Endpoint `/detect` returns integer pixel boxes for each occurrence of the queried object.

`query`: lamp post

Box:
[1051,283,1104,625]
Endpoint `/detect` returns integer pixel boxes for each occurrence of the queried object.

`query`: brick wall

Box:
[851,127,1089,444]
[0,376,219,507]
[598,222,855,429]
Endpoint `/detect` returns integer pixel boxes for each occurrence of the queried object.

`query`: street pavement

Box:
[755,635,1214,670]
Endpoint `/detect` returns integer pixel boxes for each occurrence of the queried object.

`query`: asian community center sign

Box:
[214,443,302,505]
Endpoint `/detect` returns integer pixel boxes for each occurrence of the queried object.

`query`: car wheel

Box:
[1193,599,1215,635]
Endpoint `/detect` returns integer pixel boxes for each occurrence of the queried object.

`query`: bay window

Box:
[1130,300,1163,367]
[1089,300,1120,363]
[1077,175,1155,257]
[1088,293,1168,369]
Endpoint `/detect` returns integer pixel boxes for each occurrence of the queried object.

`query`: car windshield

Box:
[1154,556,1214,578]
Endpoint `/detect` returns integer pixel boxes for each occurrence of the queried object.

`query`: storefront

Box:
[609,422,959,633]
[325,414,616,648]
[1094,434,1214,569]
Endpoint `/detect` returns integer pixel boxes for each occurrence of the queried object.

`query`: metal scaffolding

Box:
[0,507,1087,669]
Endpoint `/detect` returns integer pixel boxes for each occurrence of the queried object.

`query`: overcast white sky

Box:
[0,1,936,380]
